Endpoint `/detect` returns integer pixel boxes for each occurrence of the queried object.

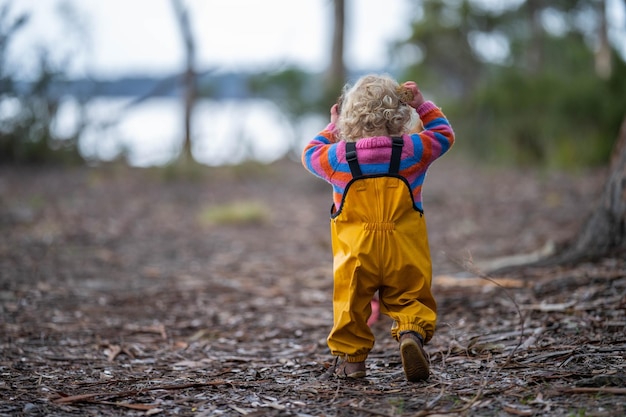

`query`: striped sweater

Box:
[301,101,455,212]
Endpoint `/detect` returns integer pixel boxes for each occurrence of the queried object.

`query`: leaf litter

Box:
[0,158,624,416]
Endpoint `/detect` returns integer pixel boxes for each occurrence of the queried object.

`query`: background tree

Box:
[248,67,320,159]
[491,115,626,273]
[397,0,486,99]
[594,0,612,79]
[0,3,85,165]
[553,116,626,263]
[324,0,346,107]
[247,0,348,159]
[170,0,197,164]
[396,0,626,266]
[397,0,626,168]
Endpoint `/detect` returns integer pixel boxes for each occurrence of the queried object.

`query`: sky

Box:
[4,0,412,79]
[3,0,625,79]
[3,0,625,166]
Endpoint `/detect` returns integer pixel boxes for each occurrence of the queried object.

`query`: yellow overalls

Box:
[328,138,436,362]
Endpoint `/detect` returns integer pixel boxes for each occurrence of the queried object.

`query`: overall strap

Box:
[389,136,404,174]
[345,141,363,177]
[346,137,404,178]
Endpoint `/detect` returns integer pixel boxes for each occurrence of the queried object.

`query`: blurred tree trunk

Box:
[595,0,612,79]
[561,115,626,260]
[525,0,543,74]
[493,115,626,273]
[171,0,196,163]
[326,0,345,103]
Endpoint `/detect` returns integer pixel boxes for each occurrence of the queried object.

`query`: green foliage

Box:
[248,66,347,120]
[248,67,333,158]
[400,0,487,98]
[398,0,626,169]
[451,46,625,168]
[248,67,320,118]
[0,3,84,165]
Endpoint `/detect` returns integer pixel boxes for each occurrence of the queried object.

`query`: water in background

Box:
[54,97,326,166]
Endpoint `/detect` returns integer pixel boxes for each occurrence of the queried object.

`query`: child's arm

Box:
[403,82,455,161]
[416,102,455,158]
[301,105,340,181]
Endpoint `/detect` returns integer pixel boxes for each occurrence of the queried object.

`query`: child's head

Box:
[337,74,417,142]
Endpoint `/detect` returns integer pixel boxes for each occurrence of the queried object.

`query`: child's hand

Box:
[330,103,340,125]
[403,81,425,109]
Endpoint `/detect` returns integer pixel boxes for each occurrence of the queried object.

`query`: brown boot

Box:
[333,358,366,379]
[399,332,429,382]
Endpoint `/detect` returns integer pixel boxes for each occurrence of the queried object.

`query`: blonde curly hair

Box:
[337,74,415,142]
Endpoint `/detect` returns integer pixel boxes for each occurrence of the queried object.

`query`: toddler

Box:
[301,73,455,381]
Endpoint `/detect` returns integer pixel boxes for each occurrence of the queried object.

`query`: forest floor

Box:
[1,156,625,417]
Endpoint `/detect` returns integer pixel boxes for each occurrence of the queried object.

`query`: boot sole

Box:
[400,338,429,382]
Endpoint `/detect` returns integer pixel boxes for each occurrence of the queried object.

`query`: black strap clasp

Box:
[345,142,363,177]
